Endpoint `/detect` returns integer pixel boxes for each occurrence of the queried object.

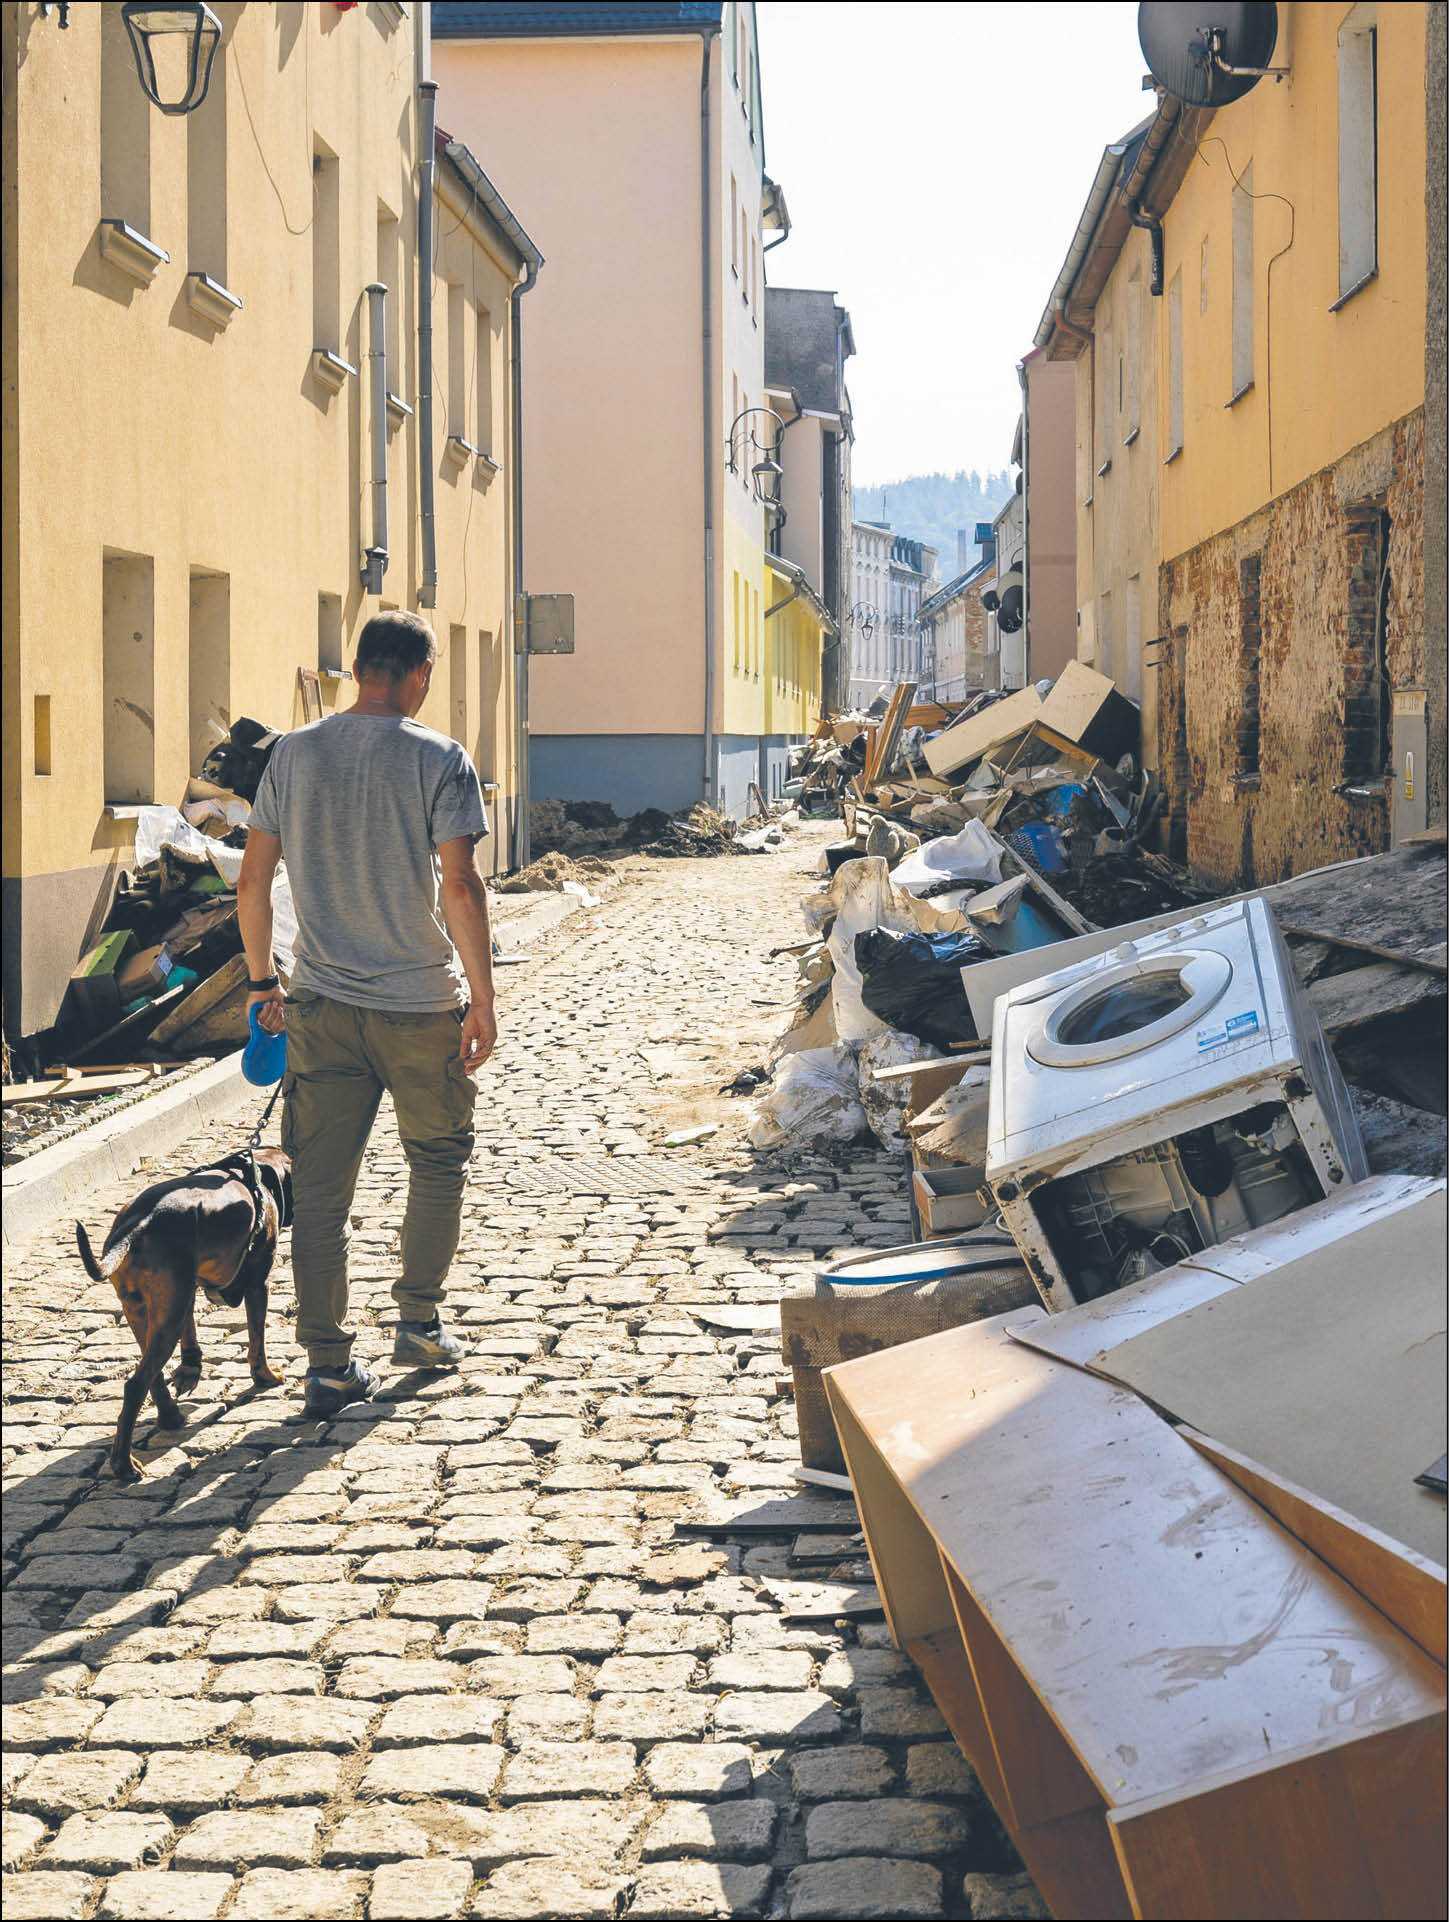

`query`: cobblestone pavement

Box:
[3,827,1041,1922]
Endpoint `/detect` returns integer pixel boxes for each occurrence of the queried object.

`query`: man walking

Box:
[238,611,497,1416]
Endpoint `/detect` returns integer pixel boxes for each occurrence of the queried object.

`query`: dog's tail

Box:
[75,1222,106,1283]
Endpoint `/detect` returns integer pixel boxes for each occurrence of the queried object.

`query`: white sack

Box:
[857,1029,937,1154]
[134,805,245,886]
[747,1045,868,1150]
[889,819,1004,898]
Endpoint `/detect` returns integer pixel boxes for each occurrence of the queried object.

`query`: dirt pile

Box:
[494,850,616,895]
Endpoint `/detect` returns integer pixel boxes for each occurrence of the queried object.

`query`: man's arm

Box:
[238,830,286,1036]
[438,836,497,1073]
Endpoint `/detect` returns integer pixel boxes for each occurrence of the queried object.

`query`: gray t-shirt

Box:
[250,713,489,1012]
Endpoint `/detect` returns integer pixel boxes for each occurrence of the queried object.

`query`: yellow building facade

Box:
[2,2,540,1038]
[1155,0,1430,883]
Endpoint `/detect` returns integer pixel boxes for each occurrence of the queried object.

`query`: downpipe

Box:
[417,80,438,607]
[362,282,388,593]
[511,258,539,868]
[698,28,717,805]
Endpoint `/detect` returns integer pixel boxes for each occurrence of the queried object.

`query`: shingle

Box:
[433,3,723,40]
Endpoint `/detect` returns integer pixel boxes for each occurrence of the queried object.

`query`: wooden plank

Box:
[864,680,917,789]
[1108,1712,1447,1921]
[2,1069,151,1106]
[1181,1427,1447,1665]
[1004,1265,1243,1372]
[1095,1187,1447,1567]
[824,1313,1446,1811]
[922,685,1044,779]
[149,953,249,1047]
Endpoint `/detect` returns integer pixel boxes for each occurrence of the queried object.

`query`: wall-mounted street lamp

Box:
[727,406,785,509]
[121,3,223,115]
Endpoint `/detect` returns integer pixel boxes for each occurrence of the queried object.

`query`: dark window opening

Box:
[1343,500,1391,781]
[1237,552,1262,778]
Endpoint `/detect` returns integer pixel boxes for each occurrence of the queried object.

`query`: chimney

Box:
[956,528,971,573]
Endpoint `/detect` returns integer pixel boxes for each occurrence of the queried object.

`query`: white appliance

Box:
[986,896,1368,1311]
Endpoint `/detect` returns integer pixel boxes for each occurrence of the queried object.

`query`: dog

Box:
[76,1147,292,1484]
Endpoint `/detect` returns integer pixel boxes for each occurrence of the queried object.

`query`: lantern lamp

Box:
[121,3,223,116]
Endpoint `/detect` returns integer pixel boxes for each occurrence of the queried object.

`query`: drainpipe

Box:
[362,283,388,593]
[511,256,539,867]
[1130,202,1165,296]
[417,81,438,607]
[698,28,717,804]
[1016,358,1030,687]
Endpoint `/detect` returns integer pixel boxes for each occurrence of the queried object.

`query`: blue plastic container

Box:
[241,1004,288,1086]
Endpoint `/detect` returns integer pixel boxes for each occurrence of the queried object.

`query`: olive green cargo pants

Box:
[281,992,477,1369]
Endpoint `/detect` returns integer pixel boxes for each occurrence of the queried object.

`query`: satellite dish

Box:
[1138,2,1283,108]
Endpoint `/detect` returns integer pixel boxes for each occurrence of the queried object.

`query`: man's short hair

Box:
[355,610,437,684]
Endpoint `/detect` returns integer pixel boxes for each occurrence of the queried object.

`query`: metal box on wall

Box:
[1392,688,1428,843]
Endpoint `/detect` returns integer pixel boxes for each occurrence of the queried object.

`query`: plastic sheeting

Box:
[857,1029,938,1153]
[132,805,295,974]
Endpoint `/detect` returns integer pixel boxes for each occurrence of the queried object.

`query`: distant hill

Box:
[853,469,1015,577]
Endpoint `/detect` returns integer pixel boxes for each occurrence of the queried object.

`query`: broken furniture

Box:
[825,1305,1446,1921]
[986,896,1368,1310]
[780,1233,1033,1474]
[1010,1171,1447,1656]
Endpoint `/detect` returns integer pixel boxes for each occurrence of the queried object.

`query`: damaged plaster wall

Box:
[1426,0,1447,831]
[1158,412,1425,888]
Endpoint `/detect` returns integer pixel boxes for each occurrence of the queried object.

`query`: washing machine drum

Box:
[1027,950,1233,1067]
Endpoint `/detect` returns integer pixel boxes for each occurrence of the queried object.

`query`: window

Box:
[751,235,759,313]
[318,593,343,674]
[188,568,230,775]
[448,282,466,439]
[1124,272,1141,440]
[1167,269,1184,459]
[1337,4,1379,301]
[34,696,51,777]
[312,144,340,353]
[449,626,469,745]
[741,206,750,298]
[730,175,739,276]
[476,305,493,456]
[101,5,151,233]
[103,551,155,806]
[477,630,500,780]
[187,35,227,283]
[1237,554,1262,778]
[377,205,401,398]
[1231,162,1254,398]
[1343,502,1392,780]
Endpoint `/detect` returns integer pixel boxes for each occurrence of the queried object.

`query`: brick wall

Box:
[1157,411,1425,887]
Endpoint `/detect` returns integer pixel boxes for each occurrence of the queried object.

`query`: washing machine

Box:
[986,896,1368,1312]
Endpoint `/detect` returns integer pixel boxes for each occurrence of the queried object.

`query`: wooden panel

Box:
[1005,1265,1241,1371]
[1183,1427,1447,1666]
[825,1313,1447,1810]
[826,1388,956,1651]
[922,684,1044,778]
[1098,1188,1448,1567]
[1109,1712,1448,1921]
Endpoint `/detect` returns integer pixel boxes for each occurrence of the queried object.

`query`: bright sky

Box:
[758,1,1152,484]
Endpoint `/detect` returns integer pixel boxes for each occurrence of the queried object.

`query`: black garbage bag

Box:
[199,718,284,801]
[854,927,986,1050]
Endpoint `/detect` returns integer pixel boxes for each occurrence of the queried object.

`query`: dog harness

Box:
[198,1079,290,1308]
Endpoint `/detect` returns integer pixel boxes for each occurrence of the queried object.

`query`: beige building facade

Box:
[434,1,802,820]
[2,2,540,1038]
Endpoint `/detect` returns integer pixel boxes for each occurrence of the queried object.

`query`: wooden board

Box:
[1095,1187,1448,1568]
[825,1313,1445,1810]
[1038,659,1139,760]
[1182,1427,1447,1665]
[864,680,917,788]
[149,953,250,1048]
[922,685,1044,779]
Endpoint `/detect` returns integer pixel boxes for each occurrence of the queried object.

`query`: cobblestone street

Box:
[2,828,1033,1922]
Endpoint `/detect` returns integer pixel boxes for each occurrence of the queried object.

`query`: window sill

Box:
[1339,778,1389,802]
[1330,265,1379,314]
[186,271,242,327]
[320,667,352,683]
[473,451,500,490]
[1164,444,1183,465]
[443,434,478,474]
[1095,458,1112,479]
[386,391,413,425]
[103,804,148,822]
[1233,773,1261,792]
[1123,425,1140,447]
[311,348,357,395]
[99,219,169,287]
[1226,379,1255,408]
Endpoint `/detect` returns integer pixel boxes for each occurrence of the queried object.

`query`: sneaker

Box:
[392,1315,466,1369]
[302,1359,377,1418]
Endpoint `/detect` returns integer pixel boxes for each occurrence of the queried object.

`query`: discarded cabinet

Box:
[825,1310,1447,1922]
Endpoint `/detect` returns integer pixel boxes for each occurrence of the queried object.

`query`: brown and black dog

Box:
[76,1148,292,1483]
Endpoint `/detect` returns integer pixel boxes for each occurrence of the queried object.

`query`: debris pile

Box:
[494,850,616,895]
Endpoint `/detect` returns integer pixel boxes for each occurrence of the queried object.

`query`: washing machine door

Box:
[1026,950,1233,1067]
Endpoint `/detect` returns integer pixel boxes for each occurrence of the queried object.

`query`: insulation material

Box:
[747,1045,868,1150]
[857,1029,939,1153]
